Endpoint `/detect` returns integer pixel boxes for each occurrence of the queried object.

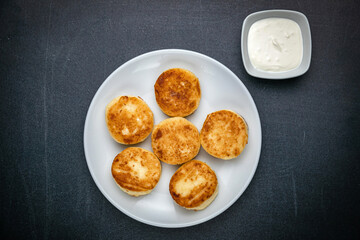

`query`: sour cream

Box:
[248,18,303,72]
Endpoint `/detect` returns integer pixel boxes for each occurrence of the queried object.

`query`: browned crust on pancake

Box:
[169,160,218,209]
[111,147,161,195]
[105,96,154,145]
[154,68,201,117]
[151,117,200,165]
[200,110,248,160]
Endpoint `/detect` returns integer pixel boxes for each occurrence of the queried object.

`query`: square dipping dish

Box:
[241,10,312,79]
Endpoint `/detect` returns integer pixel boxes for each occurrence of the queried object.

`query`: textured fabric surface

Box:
[1,0,359,239]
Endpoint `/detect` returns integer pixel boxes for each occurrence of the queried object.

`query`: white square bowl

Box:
[241,10,312,79]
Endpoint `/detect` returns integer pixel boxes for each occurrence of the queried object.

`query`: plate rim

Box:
[83,49,262,228]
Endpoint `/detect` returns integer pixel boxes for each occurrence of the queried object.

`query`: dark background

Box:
[1,0,359,239]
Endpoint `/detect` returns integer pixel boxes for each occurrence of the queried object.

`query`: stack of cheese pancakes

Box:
[105,68,248,210]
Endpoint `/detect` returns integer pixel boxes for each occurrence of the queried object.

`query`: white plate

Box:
[83,49,262,228]
[241,10,312,79]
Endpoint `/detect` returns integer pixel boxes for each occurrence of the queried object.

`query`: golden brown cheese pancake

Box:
[151,117,200,165]
[111,147,161,197]
[105,96,154,145]
[200,110,248,160]
[169,160,218,210]
[154,68,201,117]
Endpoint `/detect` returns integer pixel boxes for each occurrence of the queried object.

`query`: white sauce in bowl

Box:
[248,18,303,72]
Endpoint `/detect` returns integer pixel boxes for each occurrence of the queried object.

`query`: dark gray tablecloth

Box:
[1,0,359,239]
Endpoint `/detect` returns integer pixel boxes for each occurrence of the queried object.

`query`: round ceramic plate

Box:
[83,49,262,228]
